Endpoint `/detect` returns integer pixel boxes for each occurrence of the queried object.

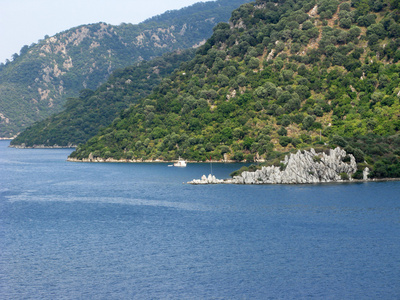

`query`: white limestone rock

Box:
[363,167,370,180]
[232,147,357,184]
[188,174,225,184]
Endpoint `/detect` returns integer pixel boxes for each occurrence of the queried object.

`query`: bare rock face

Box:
[232,148,357,184]
[363,167,370,180]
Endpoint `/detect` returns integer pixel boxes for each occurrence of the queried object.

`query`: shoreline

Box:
[67,157,241,163]
[5,145,400,185]
[10,145,77,149]
[188,174,400,185]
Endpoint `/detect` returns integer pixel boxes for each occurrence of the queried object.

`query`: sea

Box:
[0,140,399,299]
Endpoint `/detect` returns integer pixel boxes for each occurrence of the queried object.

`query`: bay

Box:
[0,140,399,299]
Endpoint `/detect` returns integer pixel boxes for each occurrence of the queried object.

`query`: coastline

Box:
[4,144,398,185]
[188,148,399,185]
[188,173,400,185]
[67,157,239,163]
[9,144,77,149]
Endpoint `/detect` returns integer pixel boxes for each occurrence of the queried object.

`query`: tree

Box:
[19,45,29,56]
[279,136,292,147]
[243,137,254,150]
[217,74,229,87]
[277,91,291,104]
[302,115,315,130]
[390,0,399,9]
[340,18,352,29]
[367,23,386,39]
[255,86,267,98]
[277,127,287,136]
[220,127,233,142]
[219,145,230,154]
[248,57,260,69]
[11,53,19,61]
[233,151,244,161]
[339,2,351,11]
[211,22,231,44]
[331,135,347,147]
[302,21,314,31]
[264,82,277,97]
[332,52,346,66]
[233,128,244,139]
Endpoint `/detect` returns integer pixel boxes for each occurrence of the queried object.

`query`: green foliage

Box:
[318,0,340,19]
[371,156,400,178]
[302,115,315,130]
[233,151,245,162]
[11,50,195,147]
[64,0,400,181]
[1,0,252,138]
[279,136,292,147]
[331,134,400,179]
[230,166,248,177]
[277,127,287,136]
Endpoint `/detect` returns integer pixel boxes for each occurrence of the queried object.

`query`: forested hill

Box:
[69,0,400,178]
[0,0,251,138]
[10,50,196,147]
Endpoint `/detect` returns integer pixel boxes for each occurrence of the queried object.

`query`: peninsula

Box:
[188,147,371,184]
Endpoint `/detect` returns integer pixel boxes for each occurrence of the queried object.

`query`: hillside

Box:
[69,0,400,178]
[10,50,195,147]
[0,0,251,138]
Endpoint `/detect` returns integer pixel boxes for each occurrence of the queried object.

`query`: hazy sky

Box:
[0,0,214,63]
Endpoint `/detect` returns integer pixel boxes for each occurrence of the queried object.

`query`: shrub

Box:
[302,115,315,130]
[277,127,288,136]
[352,169,363,179]
[279,136,292,147]
[248,57,260,69]
[230,166,248,177]
[245,154,254,162]
[340,18,352,29]
[339,2,351,11]
[331,135,348,147]
[313,155,322,162]
[233,151,244,162]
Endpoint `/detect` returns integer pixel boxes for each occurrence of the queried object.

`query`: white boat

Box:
[173,157,187,167]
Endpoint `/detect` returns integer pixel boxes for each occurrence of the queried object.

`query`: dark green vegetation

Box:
[10,50,195,147]
[0,0,251,138]
[331,134,400,178]
[67,0,398,178]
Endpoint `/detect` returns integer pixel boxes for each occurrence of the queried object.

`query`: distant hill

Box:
[10,50,195,147]
[0,0,251,138]
[68,0,400,179]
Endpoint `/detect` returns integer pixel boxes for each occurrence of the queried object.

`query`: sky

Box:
[0,0,214,63]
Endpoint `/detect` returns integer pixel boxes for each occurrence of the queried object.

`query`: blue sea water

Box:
[0,140,399,299]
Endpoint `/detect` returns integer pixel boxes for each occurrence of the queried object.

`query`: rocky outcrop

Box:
[188,174,225,184]
[188,147,361,185]
[363,167,370,180]
[232,148,357,184]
